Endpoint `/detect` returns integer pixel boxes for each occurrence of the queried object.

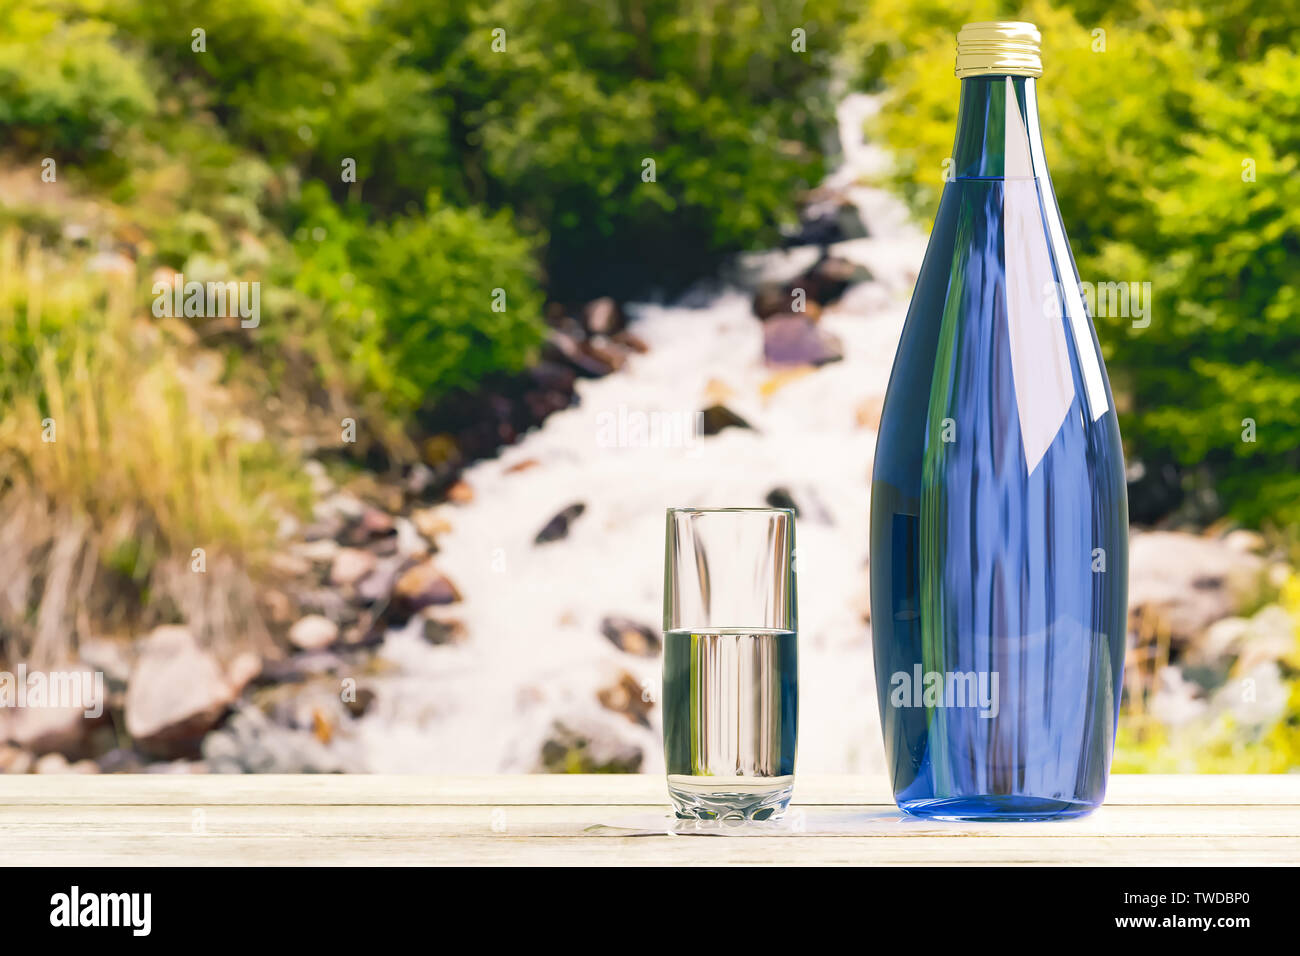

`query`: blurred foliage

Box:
[847,0,1300,530]
[0,234,302,659]
[92,0,840,300]
[0,0,841,416]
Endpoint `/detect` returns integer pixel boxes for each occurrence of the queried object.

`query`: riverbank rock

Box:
[600,616,661,657]
[763,315,844,367]
[393,558,463,613]
[330,547,377,587]
[2,701,102,760]
[700,404,753,436]
[582,297,625,336]
[288,614,339,651]
[753,282,824,320]
[597,671,654,727]
[201,702,346,773]
[125,626,234,759]
[1128,531,1264,647]
[538,718,644,773]
[535,503,586,544]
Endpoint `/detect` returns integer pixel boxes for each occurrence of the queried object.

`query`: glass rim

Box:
[666,507,794,515]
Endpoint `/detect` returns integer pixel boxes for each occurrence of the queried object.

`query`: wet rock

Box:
[700,404,753,436]
[597,671,654,727]
[538,718,644,773]
[268,551,313,578]
[393,558,463,613]
[1128,531,1264,648]
[535,503,586,544]
[600,616,661,658]
[405,462,436,497]
[125,626,234,759]
[763,486,833,524]
[341,610,382,647]
[201,703,345,774]
[583,297,625,336]
[763,315,844,367]
[612,329,649,354]
[1,680,104,759]
[355,507,397,541]
[753,282,823,320]
[764,487,800,516]
[421,614,468,646]
[343,686,376,719]
[528,359,578,395]
[34,753,72,774]
[356,556,403,605]
[259,588,296,626]
[226,651,263,697]
[411,507,452,541]
[783,194,868,247]
[798,255,873,305]
[258,651,348,684]
[293,539,340,564]
[545,330,616,377]
[505,458,541,474]
[447,479,475,504]
[583,336,630,374]
[329,547,378,587]
[96,748,145,773]
[78,637,133,692]
[288,614,339,651]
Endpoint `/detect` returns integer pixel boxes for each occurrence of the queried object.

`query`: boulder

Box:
[125,626,234,759]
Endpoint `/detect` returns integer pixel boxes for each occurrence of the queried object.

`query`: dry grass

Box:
[0,232,298,665]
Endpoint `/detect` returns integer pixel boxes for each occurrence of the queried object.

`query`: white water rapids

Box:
[354,95,929,774]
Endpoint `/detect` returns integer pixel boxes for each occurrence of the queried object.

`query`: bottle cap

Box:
[955,21,1042,78]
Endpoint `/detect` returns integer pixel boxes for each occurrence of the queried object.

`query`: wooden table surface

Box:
[2,774,1297,865]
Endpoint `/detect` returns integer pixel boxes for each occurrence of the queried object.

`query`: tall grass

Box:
[0,233,299,664]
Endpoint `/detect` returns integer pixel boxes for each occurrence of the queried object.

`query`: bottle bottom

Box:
[898,793,1100,822]
[667,774,794,821]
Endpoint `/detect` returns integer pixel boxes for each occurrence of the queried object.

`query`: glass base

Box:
[898,793,1099,822]
[667,774,794,821]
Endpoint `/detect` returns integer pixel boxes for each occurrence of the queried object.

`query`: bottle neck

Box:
[951,75,1047,180]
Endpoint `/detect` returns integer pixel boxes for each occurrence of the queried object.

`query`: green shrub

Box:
[0,3,154,156]
[850,0,1300,530]
[288,184,545,416]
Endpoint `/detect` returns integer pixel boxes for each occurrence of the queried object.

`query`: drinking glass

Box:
[662,507,797,820]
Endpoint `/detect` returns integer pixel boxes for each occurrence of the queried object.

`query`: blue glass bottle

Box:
[869,23,1128,820]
